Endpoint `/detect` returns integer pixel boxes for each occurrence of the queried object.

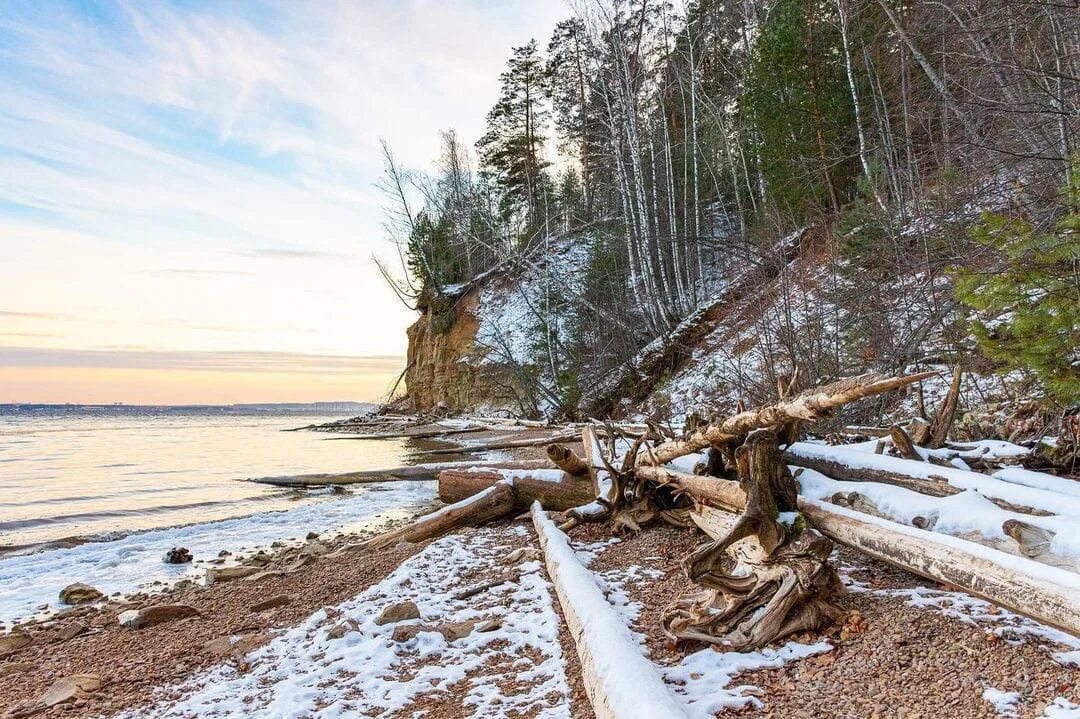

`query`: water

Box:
[0,409,416,547]
[0,407,439,625]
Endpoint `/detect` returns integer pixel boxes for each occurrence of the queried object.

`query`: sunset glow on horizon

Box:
[0,0,565,404]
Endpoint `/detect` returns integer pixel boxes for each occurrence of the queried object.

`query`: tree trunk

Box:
[364,482,516,550]
[438,468,596,511]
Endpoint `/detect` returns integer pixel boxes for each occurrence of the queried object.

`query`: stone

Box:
[249,595,291,613]
[391,623,428,642]
[41,673,101,707]
[58,583,104,606]
[0,661,35,677]
[475,618,502,633]
[326,618,359,639]
[438,620,476,642]
[302,542,330,557]
[163,547,193,564]
[56,620,88,642]
[502,547,541,564]
[375,600,420,626]
[305,531,320,540]
[203,632,267,658]
[0,631,32,657]
[118,604,201,629]
[205,565,260,584]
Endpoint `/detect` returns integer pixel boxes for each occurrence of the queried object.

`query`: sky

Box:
[0,0,567,404]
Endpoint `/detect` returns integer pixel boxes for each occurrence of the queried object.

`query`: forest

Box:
[379,0,1079,420]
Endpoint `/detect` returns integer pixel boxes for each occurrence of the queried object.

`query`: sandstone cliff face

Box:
[405,288,523,414]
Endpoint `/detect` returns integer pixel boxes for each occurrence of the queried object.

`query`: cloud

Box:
[0,346,404,376]
[234,247,343,260]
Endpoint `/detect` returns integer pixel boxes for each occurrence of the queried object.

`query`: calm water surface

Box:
[0,410,412,546]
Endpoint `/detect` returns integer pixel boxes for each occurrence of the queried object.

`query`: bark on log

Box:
[783,446,1057,516]
[928,366,963,449]
[438,468,596,511]
[364,482,516,550]
[908,417,932,446]
[651,469,1080,635]
[889,425,923,461]
[641,372,937,466]
[546,443,590,476]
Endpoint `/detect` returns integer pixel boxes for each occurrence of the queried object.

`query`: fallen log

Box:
[249,460,552,487]
[323,426,485,440]
[546,443,590,476]
[364,482,517,550]
[640,372,937,466]
[640,467,1080,635]
[438,467,595,511]
[531,503,690,719]
[414,431,582,456]
[784,443,1076,517]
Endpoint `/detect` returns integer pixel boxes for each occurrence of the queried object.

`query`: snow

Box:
[531,503,690,718]
[788,442,1080,518]
[0,481,433,627]
[982,687,1021,717]
[1044,698,1080,718]
[487,467,568,484]
[119,526,571,718]
[795,467,1080,560]
[993,467,1080,499]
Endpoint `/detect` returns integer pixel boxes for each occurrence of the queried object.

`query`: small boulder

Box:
[203,632,267,658]
[438,621,476,642]
[475,618,502,633]
[58,583,104,606]
[502,547,541,564]
[391,623,428,642]
[0,661,35,677]
[249,595,291,613]
[305,531,319,540]
[163,547,193,564]
[0,631,32,657]
[326,618,359,639]
[205,566,260,584]
[56,620,88,642]
[118,604,201,629]
[301,542,329,557]
[375,601,420,626]
[41,673,101,707]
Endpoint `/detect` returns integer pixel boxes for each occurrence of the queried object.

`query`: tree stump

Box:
[661,429,842,650]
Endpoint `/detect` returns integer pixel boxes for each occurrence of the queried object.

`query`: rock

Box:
[203,632,267,658]
[245,569,287,583]
[375,601,420,626]
[163,547,193,564]
[118,604,201,629]
[502,547,541,564]
[326,618,359,639]
[438,620,476,642]
[476,618,502,633]
[301,542,329,557]
[0,631,32,657]
[56,620,88,642]
[0,661,35,677]
[41,673,101,707]
[218,549,231,557]
[249,595,291,613]
[245,551,273,566]
[58,583,104,606]
[305,531,319,540]
[205,566,260,584]
[391,623,438,642]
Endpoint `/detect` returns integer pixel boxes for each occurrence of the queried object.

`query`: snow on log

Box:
[438,467,596,510]
[785,442,1080,517]
[640,372,937,466]
[677,474,1080,636]
[530,502,690,719]
[364,481,516,550]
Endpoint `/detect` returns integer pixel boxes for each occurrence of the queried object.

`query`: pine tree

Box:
[477,40,553,234]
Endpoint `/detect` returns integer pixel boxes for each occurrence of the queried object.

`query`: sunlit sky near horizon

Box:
[0,0,566,404]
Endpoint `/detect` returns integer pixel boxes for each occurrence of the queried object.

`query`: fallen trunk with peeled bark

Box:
[364,482,517,550]
[438,467,595,511]
[414,431,582,456]
[640,466,1080,635]
[640,372,937,466]
[249,459,552,487]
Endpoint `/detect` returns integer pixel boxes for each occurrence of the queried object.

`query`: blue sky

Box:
[0,0,566,402]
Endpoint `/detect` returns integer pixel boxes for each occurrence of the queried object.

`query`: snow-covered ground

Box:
[118,525,571,719]
[0,482,433,626]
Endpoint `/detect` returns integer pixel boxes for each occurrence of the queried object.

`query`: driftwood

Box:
[1002,519,1056,559]
[438,468,595,511]
[640,372,937,466]
[414,431,582,456]
[889,424,923,461]
[323,426,485,441]
[661,431,842,649]
[546,444,590,476]
[783,446,1057,516]
[928,366,963,448]
[364,482,517,550]
[640,465,1080,636]
[249,459,551,487]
